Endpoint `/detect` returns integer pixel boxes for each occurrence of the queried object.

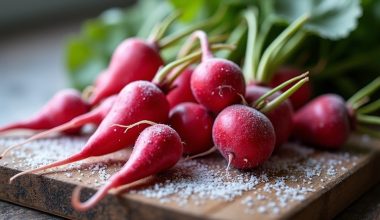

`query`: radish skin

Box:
[89,39,164,105]
[212,105,275,169]
[166,67,197,108]
[71,124,183,211]
[293,94,350,149]
[0,89,89,134]
[270,67,312,109]
[188,31,245,113]
[9,81,169,182]
[169,102,214,155]
[0,95,116,159]
[245,85,294,150]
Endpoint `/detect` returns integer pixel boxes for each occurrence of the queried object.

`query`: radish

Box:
[166,67,196,108]
[293,77,380,149]
[8,41,234,181]
[211,73,309,168]
[169,102,214,155]
[245,85,293,150]
[244,72,309,151]
[0,95,116,159]
[89,9,228,106]
[188,31,245,113]
[212,104,275,170]
[9,81,169,183]
[71,124,183,211]
[88,38,164,105]
[269,67,312,109]
[0,89,89,134]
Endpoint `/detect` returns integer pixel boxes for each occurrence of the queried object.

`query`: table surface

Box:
[0,20,379,220]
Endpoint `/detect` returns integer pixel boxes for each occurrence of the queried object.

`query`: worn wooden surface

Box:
[0,134,379,220]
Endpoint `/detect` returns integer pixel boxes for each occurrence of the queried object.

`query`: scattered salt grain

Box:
[0,137,361,216]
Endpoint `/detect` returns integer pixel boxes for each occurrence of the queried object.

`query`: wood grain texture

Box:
[0,134,379,220]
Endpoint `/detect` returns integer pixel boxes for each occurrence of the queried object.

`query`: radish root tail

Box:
[0,122,76,159]
[112,120,157,133]
[82,86,94,102]
[238,93,248,106]
[9,152,84,184]
[183,146,217,161]
[226,152,234,172]
[71,183,114,211]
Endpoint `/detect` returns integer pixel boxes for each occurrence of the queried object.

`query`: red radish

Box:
[293,94,350,149]
[9,81,169,182]
[269,67,312,109]
[166,67,197,108]
[71,124,183,211]
[89,39,164,105]
[212,104,275,169]
[0,95,116,159]
[189,31,245,113]
[87,11,204,106]
[245,85,294,150]
[0,89,89,134]
[169,102,214,155]
[293,77,380,149]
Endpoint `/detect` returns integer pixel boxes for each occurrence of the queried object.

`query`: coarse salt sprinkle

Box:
[0,136,360,216]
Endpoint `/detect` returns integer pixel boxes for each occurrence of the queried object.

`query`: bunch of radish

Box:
[1,8,379,213]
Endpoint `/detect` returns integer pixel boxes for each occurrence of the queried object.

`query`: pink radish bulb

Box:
[245,85,294,150]
[191,59,246,113]
[166,67,197,108]
[212,105,275,169]
[169,102,214,155]
[293,94,351,149]
[71,124,183,211]
[9,81,169,182]
[188,31,245,113]
[0,95,116,159]
[270,67,312,109]
[0,89,89,134]
[89,39,164,106]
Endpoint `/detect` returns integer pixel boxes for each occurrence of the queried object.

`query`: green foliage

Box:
[65,0,171,90]
[64,0,378,99]
[273,0,362,40]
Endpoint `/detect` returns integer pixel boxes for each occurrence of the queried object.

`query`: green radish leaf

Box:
[273,0,362,40]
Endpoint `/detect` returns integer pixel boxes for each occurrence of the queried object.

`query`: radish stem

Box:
[164,61,194,87]
[148,11,181,43]
[256,14,309,83]
[358,99,380,114]
[261,77,309,113]
[357,114,380,126]
[253,71,309,108]
[177,34,229,59]
[253,18,273,78]
[158,6,227,49]
[242,7,258,82]
[268,31,307,78]
[348,77,380,107]
[181,31,213,62]
[216,21,247,59]
[153,44,235,85]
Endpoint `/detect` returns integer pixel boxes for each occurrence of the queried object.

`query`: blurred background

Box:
[0,0,379,123]
[0,0,134,124]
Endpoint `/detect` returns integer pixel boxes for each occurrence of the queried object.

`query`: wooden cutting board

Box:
[0,134,379,220]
